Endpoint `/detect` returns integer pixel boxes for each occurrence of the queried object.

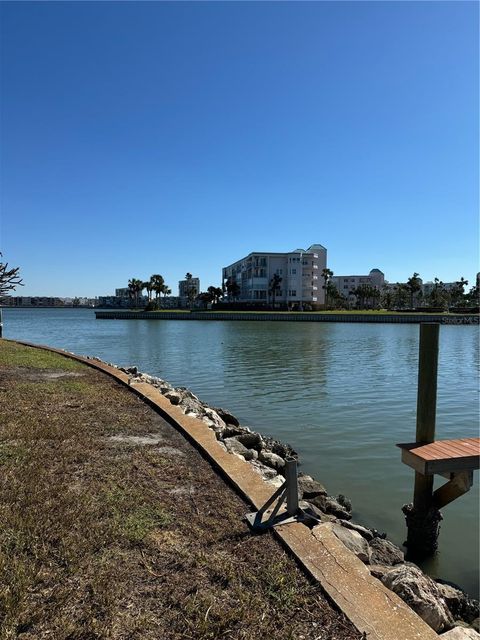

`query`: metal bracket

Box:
[245,458,316,531]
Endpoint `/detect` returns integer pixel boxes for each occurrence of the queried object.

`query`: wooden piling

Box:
[413,323,439,510]
[403,323,443,557]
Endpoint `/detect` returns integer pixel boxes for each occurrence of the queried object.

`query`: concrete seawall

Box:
[95,310,479,324]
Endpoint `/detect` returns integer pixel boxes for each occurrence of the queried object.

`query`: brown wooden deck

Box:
[397,437,480,476]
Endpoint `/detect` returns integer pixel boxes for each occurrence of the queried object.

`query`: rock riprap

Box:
[109,362,479,632]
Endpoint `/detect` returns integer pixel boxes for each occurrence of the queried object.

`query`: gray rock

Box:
[436,582,479,624]
[381,564,454,632]
[330,522,371,564]
[122,365,138,375]
[222,424,248,438]
[472,619,480,633]
[258,451,285,471]
[339,520,374,541]
[369,564,395,581]
[300,501,325,523]
[236,432,263,451]
[337,494,352,512]
[262,436,297,459]
[250,460,278,480]
[298,475,327,499]
[203,408,227,433]
[181,397,205,416]
[224,437,256,461]
[369,537,405,566]
[164,390,182,405]
[212,407,240,427]
[440,628,480,639]
[309,495,352,520]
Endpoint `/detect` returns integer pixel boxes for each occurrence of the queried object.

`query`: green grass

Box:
[0,340,83,371]
[119,505,171,542]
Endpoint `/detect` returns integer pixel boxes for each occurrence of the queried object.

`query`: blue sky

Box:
[1,1,478,297]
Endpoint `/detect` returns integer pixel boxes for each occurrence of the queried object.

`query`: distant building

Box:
[330,268,385,300]
[1,296,64,307]
[422,281,458,296]
[178,277,200,300]
[115,288,130,298]
[222,244,327,309]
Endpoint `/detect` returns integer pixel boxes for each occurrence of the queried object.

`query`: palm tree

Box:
[143,280,153,302]
[150,274,165,307]
[321,268,333,309]
[406,272,422,309]
[128,278,143,309]
[269,274,282,308]
[451,278,469,308]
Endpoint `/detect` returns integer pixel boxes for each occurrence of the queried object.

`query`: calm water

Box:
[3,308,479,596]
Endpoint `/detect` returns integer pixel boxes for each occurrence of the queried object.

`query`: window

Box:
[289,290,297,297]
[291,269,296,275]
[276,269,282,275]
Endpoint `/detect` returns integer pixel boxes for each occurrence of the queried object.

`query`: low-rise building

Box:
[330,268,385,299]
[222,244,327,309]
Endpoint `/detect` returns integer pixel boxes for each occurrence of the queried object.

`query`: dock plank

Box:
[397,438,480,475]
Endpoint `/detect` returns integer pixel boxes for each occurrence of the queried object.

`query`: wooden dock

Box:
[397,438,480,476]
[398,437,479,509]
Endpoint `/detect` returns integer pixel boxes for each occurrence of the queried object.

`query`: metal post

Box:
[403,323,442,557]
[285,458,299,516]
[0,308,3,338]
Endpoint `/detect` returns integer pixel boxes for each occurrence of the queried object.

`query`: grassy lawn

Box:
[0,341,360,640]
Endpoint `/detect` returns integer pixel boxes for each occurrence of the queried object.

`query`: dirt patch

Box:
[107,434,165,446]
[0,365,85,382]
[0,341,361,640]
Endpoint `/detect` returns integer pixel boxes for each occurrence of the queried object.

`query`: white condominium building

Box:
[222,244,327,309]
[331,269,385,297]
[178,277,200,299]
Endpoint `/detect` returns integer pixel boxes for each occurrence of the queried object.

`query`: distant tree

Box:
[143,280,153,302]
[150,274,165,307]
[197,292,213,309]
[207,286,223,305]
[321,268,334,308]
[224,277,240,301]
[381,286,394,310]
[268,274,282,308]
[392,283,409,309]
[326,281,344,309]
[128,278,143,308]
[72,297,80,307]
[162,285,171,298]
[450,278,469,308]
[406,273,422,309]
[0,253,23,299]
[427,278,448,309]
[350,284,367,309]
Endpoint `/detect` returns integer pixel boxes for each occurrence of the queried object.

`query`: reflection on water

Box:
[3,308,479,596]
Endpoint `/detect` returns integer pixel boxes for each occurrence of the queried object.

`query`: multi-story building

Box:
[331,269,385,299]
[178,277,200,303]
[222,244,327,309]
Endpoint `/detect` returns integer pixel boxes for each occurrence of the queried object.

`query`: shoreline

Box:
[6,339,480,637]
[95,310,479,324]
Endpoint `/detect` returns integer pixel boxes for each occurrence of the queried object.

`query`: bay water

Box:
[3,307,479,596]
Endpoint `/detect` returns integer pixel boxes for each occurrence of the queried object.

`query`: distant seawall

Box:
[95,311,479,324]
